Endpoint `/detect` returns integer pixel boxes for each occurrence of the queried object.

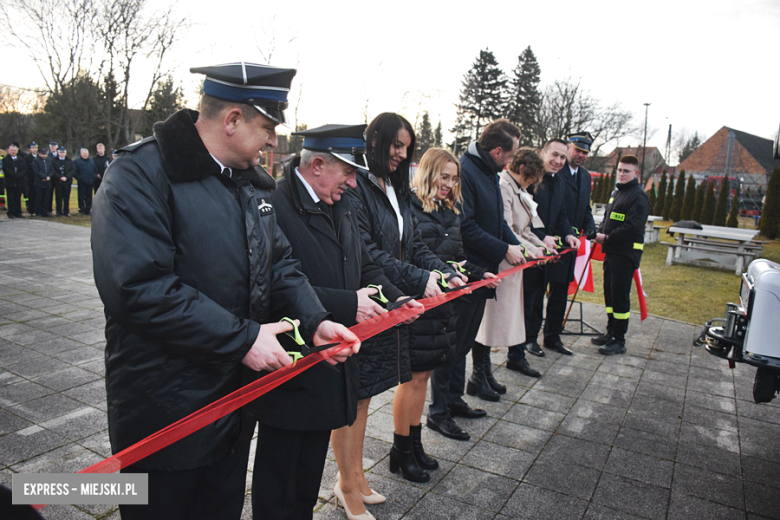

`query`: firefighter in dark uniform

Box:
[593,154,650,354]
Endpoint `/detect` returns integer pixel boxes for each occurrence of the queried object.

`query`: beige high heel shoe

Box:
[336,471,386,504]
[333,481,376,520]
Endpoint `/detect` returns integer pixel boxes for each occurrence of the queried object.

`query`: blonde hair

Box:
[412,148,462,214]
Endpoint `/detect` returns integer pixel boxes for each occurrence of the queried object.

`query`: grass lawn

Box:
[577,217,779,325]
[24,184,93,228]
[19,195,780,326]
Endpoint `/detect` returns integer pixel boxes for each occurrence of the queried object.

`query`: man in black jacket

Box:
[523,139,581,358]
[527,133,596,357]
[593,155,650,354]
[93,143,110,193]
[428,119,527,441]
[32,149,52,216]
[2,144,27,218]
[24,142,38,215]
[256,124,417,519]
[91,62,359,520]
[52,146,73,216]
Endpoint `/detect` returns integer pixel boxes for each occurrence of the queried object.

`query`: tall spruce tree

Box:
[726,185,740,228]
[647,180,657,211]
[608,165,617,200]
[692,182,706,222]
[759,167,780,239]
[700,181,717,225]
[713,176,730,226]
[681,175,697,220]
[434,121,443,148]
[417,112,434,159]
[505,46,542,146]
[654,171,667,216]
[663,172,675,220]
[670,170,686,222]
[452,49,507,154]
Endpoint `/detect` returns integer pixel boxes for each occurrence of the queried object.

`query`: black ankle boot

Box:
[410,424,438,470]
[467,344,500,402]
[389,433,430,482]
[483,353,506,394]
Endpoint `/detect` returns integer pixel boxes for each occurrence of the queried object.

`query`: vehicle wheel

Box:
[753,367,778,404]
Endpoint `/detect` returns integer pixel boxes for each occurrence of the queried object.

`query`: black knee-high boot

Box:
[467,343,500,402]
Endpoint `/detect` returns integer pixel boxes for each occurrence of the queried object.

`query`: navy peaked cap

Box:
[191,62,297,125]
[294,124,368,169]
[27,141,37,148]
[49,141,58,146]
[568,132,594,152]
[57,146,66,152]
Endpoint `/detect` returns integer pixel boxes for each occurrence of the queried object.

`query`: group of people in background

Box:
[0,141,116,219]
[80,60,651,520]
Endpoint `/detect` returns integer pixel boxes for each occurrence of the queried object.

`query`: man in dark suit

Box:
[530,133,597,356]
[255,124,418,519]
[523,138,581,357]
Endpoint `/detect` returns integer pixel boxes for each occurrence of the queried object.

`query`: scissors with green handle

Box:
[431,270,449,289]
[446,260,471,276]
[279,317,340,370]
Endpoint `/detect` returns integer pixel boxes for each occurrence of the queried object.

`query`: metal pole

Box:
[640,103,651,184]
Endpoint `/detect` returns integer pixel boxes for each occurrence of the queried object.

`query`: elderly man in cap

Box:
[253,124,420,519]
[2,143,28,218]
[92,62,360,520]
[524,133,597,358]
[52,146,74,216]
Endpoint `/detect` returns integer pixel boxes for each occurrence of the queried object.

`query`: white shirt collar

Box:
[209,153,232,178]
[294,167,320,203]
[569,165,578,176]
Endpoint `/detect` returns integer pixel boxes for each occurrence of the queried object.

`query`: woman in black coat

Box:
[332,114,463,516]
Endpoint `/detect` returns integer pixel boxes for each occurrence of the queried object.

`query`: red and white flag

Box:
[633,268,649,321]
[568,239,594,295]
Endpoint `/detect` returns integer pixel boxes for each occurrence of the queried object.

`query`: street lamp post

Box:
[640,103,651,184]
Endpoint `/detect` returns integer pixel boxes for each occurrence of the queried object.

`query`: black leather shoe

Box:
[544,340,573,356]
[426,416,470,441]
[525,342,545,357]
[448,402,486,419]
[506,359,541,377]
[590,333,612,346]
[599,339,626,356]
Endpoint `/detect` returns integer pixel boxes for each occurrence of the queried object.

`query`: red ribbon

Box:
[65,254,562,478]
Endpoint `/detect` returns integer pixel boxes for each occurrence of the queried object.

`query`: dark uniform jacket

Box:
[2,155,27,190]
[546,161,597,283]
[345,169,456,398]
[73,157,98,185]
[52,157,74,185]
[91,109,328,471]
[410,194,486,371]
[94,154,110,189]
[529,172,574,284]
[256,157,403,430]
[458,142,520,281]
[598,178,650,268]
[32,156,53,188]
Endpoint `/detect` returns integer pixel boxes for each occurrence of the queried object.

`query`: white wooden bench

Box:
[665,225,761,274]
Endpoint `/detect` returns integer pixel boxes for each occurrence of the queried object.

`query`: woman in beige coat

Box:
[473,149,548,382]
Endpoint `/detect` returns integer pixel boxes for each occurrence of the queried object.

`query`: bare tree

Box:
[1,0,188,149]
[537,77,635,157]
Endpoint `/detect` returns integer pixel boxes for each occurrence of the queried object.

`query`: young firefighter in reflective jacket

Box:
[593,155,650,355]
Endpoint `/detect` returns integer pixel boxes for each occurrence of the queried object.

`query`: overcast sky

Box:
[4,0,779,161]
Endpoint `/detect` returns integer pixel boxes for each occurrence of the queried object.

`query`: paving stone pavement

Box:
[1,219,779,520]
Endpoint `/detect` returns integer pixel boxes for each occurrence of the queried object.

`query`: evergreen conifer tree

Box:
[663,172,675,220]
[654,171,667,216]
[681,175,697,220]
[608,165,617,200]
[452,49,507,154]
[670,170,686,222]
[692,182,706,223]
[759,167,780,239]
[416,112,434,159]
[434,121,443,148]
[700,181,717,225]
[726,186,740,228]
[713,176,730,226]
[506,46,542,146]
[647,180,657,212]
